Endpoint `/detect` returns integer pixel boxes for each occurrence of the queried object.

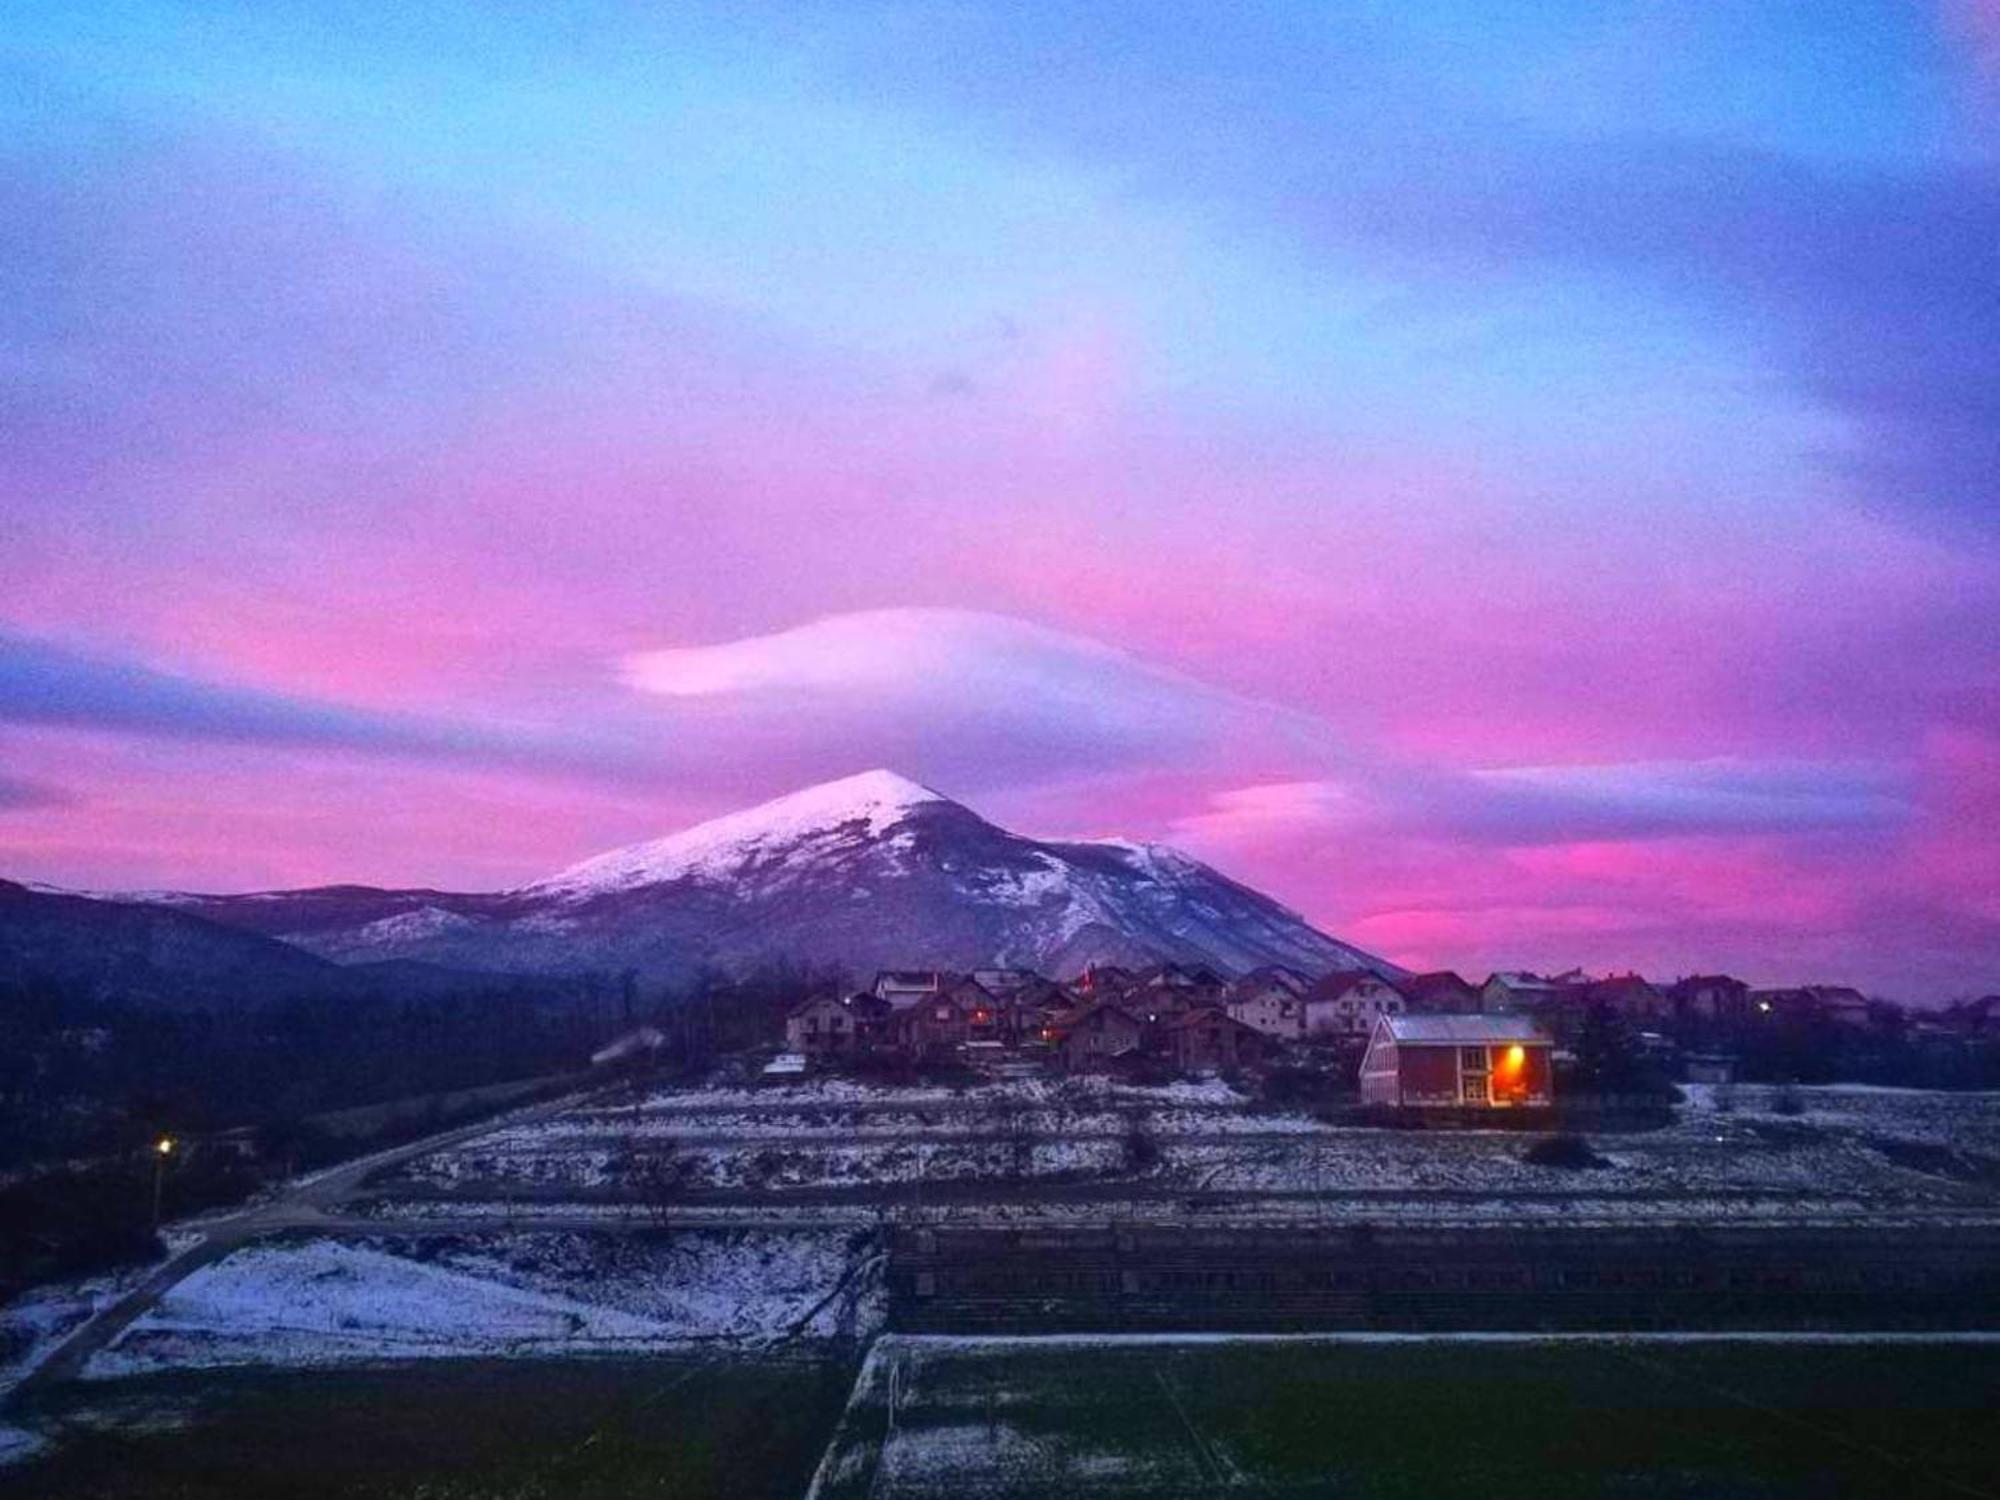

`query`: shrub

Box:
[1523,1133,1612,1170]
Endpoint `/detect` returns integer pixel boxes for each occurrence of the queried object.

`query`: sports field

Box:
[812,1335,2000,1500]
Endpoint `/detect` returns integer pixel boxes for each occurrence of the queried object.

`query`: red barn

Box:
[1358,1014,1553,1109]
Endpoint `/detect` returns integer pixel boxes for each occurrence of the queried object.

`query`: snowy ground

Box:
[0,1266,160,1467]
[376,1080,2000,1222]
[0,1268,149,1402]
[80,1228,884,1380]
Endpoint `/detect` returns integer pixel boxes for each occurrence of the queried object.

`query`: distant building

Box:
[784,994,861,1059]
[1481,972,1564,1013]
[1359,1014,1554,1109]
[1052,1002,1148,1072]
[1669,975,1750,1024]
[1227,985,1306,1040]
[1164,1008,1269,1072]
[1749,985,1874,1028]
[1234,964,1314,999]
[873,970,949,1008]
[1399,971,1482,1013]
[1303,971,1407,1037]
[1576,974,1669,1024]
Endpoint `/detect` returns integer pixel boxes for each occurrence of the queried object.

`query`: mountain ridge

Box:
[24,770,1400,985]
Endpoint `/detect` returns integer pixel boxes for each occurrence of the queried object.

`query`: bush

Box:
[1523,1133,1612,1170]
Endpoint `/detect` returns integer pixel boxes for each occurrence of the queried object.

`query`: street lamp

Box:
[151,1136,175,1233]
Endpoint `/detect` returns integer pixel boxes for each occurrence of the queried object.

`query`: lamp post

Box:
[151,1136,175,1233]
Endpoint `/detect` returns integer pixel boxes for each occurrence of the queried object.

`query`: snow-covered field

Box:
[376,1079,2000,1220]
[81,1228,884,1379]
[0,1267,148,1401]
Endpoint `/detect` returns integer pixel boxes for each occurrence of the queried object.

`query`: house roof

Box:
[874,969,946,990]
[1235,965,1312,996]
[1380,1014,1550,1044]
[1401,971,1477,1001]
[1308,970,1402,1003]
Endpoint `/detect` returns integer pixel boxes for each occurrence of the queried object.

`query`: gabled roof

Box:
[1485,971,1556,990]
[1401,971,1478,1002]
[1380,1014,1550,1044]
[1307,969,1403,1003]
[1235,964,1312,996]
[1580,974,1662,1003]
[874,968,946,991]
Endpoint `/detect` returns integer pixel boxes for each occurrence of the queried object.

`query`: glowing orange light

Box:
[1502,1045,1526,1071]
[155,1137,175,1156]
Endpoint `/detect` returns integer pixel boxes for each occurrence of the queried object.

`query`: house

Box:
[1806,985,1873,1028]
[843,993,895,1050]
[1398,971,1482,1013]
[1481,972,1564,1013]
[1358,1014,1554,1109]
[1071,964,1138,999]
[1165,1008,1268,1072]
[784,994,861,1059]
[945,976,1009,1044]
[1234,964,1313,998]
[1669,974,1750,1024]
[1303,971,1407,1037]
[1227,984,1306,1040]
[1052,1002,1149,1072]
[1749,986,1873,1027]
[893,988,975,1057]
[1943,995,2000,1039]
[1576,974,1669,1024]
[873,970,949,1009]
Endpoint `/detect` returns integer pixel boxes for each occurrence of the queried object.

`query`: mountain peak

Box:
[526,769,954,898]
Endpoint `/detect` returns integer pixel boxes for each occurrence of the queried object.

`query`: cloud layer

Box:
[2,3,1996,997]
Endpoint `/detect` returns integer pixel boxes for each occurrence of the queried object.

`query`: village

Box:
[769,960,2000,1107]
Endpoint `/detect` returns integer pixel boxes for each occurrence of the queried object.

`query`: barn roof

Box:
[1381,1014,1549,1044]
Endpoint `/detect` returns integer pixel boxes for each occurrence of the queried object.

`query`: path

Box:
[12,1085,605,1398]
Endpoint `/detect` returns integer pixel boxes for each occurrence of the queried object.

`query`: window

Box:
[1461,1046,1487,1070]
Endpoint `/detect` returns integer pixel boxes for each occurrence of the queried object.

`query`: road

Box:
[13,1086,606,1398]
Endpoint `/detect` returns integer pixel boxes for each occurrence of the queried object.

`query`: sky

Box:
[3,1,1997,1000]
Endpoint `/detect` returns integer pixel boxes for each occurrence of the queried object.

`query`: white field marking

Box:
[801,1338,898,1500]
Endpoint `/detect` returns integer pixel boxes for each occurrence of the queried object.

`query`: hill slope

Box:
[79,771,1399,983]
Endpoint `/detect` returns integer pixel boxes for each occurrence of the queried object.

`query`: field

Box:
[9,1338,1996,1498]
[1,1355,858,1500]
[367,1080,2000,1228]
[814,1335,2000,1500]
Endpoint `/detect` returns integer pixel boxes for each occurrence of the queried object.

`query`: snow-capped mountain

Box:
[114,770,1397,983]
